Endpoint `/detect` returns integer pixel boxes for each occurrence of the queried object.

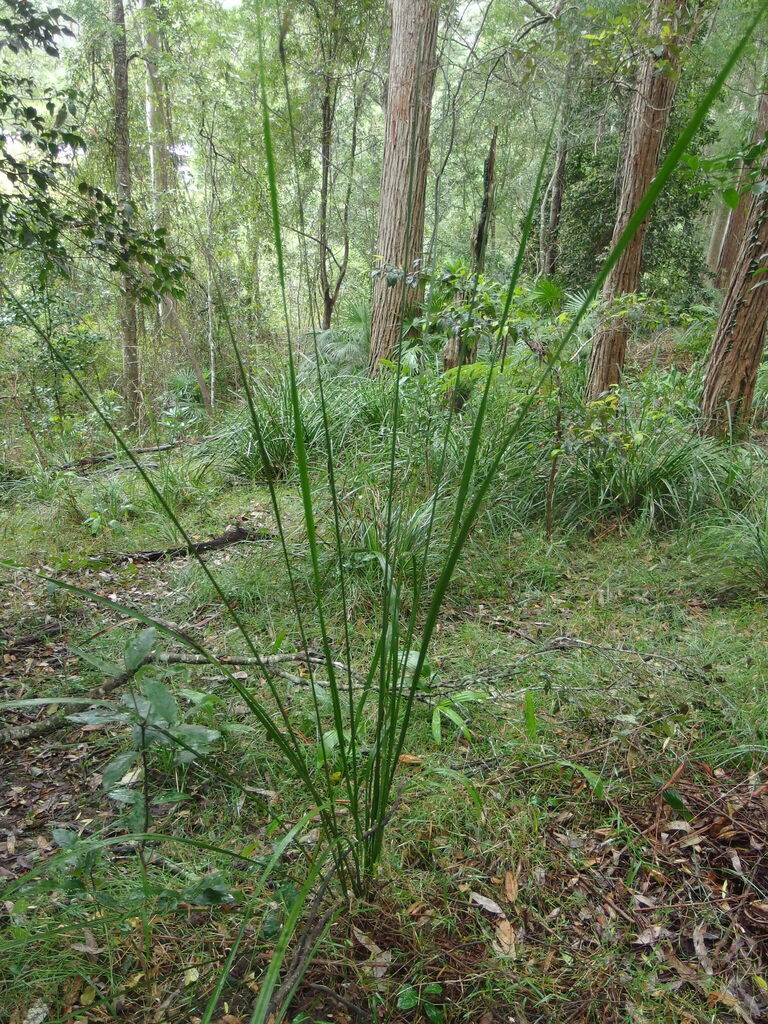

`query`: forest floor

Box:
[1,452,767,1024]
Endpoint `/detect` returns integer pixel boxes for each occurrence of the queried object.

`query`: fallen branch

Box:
[2,621,66,651]
[57,437,212,471]
[92,523,273,564]
[152,651,365,691]
[151,651,349,672]
[0,656,150,745]
[0,650,363,747]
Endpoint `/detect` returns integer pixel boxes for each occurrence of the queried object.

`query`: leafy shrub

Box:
[309,298,371,371]
[555,391,738,525]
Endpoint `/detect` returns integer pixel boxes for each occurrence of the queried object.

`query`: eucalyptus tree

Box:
[701,83,768,435]
[140,0,212,411]
[712,58,768,288]
[368,0,440,372]
[111,0,140,424]
[293,0,382,331]
[585,0,707,402]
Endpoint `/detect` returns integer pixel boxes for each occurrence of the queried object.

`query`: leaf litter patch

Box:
[623,765,768,1021]
[520,764,768,1023]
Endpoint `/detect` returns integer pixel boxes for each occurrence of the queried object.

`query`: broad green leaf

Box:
[662,788,692,820]
[561,761,605,800]
[397,987,419,1010]
[102,751,138,792]
[431,706,442,744]
[142,679,177,724]
[66,708,129,726]
[125,627,157,671]
[51,828,77,848]
[70,645,121,677]
[440,705,470,739]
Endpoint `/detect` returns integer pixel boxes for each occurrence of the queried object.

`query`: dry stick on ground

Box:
[93,523,273,564]
[0,651,359,747]
[56,436,214,471]
[1,621,66,650]
[0,655,152,745]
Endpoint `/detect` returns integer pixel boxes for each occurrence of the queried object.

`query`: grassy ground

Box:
[1,448,767,1024]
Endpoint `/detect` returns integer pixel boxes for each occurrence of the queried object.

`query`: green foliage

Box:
[2,6,767,1022]
[397,982,444,1022]
[312,299,371,371]
[0,0,188,302]
[696,500,768,595]
[556,97,716,303]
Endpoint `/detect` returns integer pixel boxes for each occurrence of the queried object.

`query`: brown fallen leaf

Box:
[633,925,670,946]
[504,868,519,903]
[692,922,714,976]
[71,928,104,954]
[351,926,391,978]
[493,918,516,957]
[398,754,423,766]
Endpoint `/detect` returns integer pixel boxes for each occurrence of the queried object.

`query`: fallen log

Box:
[92,523,272,564]
[57,436,214,471]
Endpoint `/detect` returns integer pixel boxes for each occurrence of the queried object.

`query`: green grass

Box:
[2,442,767,1022]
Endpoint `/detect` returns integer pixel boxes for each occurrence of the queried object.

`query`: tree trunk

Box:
[142,0,171,217]
[700,89,768,436]
[585,0,703,402]
[541,63,575,278]
[318,75,336,331]
[706,202,731,273]
[112,0,140,426]
[442,127,498,378]
[542,135,567,277]
[470,126,497,277]
[715,83,768,289]
[368,0,439,373]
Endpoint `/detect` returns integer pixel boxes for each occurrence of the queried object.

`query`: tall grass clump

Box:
[554,389,752,528]
[695,499,768,596]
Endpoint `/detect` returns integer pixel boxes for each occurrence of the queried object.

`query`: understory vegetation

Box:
[3,336,768,1024]
[2,0,768,1022]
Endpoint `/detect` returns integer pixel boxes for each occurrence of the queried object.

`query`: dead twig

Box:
[1,621,66,651]
[91,523,273,564]
[0,654,151,745]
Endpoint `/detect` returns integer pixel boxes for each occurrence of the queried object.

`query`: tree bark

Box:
[585,0,703,402]
[542,134,567,277]
[142,0,171,217]
[368,0,439,373]
[541,62,575,277]
[706,202,731,274]
[112,0,140,426]
[318,73,336,330]
[471,126,497,277]
[442,127,498,378]
[700,89,768,436]
[715,83,768,289]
